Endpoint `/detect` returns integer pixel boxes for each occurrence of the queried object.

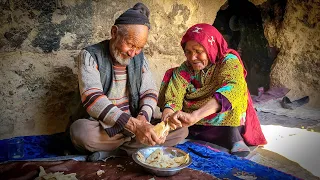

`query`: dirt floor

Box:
[247,111,320,180]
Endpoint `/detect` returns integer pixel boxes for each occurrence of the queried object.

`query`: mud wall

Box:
[1,0,319,139]
[0,0,224,139]
[257,0,320,108]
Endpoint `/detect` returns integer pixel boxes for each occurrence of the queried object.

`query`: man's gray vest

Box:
[70,40,144,122]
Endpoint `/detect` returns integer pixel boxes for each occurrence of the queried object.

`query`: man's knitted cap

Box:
[114,3,150,29]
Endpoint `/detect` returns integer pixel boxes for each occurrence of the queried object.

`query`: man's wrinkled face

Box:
[111,25,148,66]
[111,37,131,65]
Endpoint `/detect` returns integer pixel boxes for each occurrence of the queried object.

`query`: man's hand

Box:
[158,132,168,144]
[125,117,163,146]
[136,114,148,122]
[168,110,198,129]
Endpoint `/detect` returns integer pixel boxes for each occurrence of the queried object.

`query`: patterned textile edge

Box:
[0,134,300,179]
[176,141,299,180]
[0,133,67,162]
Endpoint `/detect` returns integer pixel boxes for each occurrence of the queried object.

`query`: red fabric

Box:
[181,23,266,146]
[244,93,267,145]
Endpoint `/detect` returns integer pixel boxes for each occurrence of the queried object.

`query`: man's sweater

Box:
[77,50,158,136]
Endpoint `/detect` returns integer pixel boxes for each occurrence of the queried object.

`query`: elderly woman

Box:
[158,23,267,157]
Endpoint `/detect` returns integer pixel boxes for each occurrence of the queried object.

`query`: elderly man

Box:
[68,3,188,161]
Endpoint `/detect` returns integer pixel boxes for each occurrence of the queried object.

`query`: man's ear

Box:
[111,25,118,39]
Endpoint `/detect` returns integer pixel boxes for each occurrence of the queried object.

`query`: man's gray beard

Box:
[111,45,130,66]
[114,54,130,66]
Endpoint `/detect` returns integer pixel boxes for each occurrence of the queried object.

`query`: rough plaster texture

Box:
[214,0,274,95]
[260,0,320,108]
[0,0,224,139]
[0,0,319,139]
[249,0,268,6]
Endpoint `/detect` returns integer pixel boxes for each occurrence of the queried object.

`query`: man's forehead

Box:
[123,25,148,44]
[126,25,149,34]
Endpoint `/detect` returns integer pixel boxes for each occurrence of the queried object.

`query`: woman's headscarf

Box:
[181,23,247,77]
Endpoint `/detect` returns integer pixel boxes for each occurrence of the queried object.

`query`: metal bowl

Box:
[132,146,192,176]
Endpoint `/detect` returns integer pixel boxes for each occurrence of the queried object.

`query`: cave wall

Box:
[0,0,225,139]
[214,0,273,95]
[257,0,320,108]
[1,0,319,140]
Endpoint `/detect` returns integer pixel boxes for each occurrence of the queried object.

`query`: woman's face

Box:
[184,40,210,71]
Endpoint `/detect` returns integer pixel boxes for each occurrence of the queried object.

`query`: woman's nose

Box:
[190,52,197,61]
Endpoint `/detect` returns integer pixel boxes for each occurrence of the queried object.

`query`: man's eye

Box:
[196,50,203,54]
[125,41,133,47]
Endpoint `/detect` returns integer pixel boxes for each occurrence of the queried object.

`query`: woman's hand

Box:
[168,110,198,129]
[161,108,175,122]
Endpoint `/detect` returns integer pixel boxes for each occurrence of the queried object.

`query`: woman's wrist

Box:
[162,108,175,121]
[191,98,221,121]
[191,110,200,121]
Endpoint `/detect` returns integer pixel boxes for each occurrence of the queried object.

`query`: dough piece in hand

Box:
[153,121,170,138]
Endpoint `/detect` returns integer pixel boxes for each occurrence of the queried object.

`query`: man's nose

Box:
[128,49,141,58]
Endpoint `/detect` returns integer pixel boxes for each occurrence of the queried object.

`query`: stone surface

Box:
[261,0,320,108]
[253,111,320,179]
[249,0,268,6]
[0,0,319,139]
[214,0,274,95]
[0,51,78,138]
[0,0,225,139]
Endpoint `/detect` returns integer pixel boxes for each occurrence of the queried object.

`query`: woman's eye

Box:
[185,51,192,55]
[196,50,203,54]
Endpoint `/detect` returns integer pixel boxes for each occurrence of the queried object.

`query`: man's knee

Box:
[70,119,98,152]
[164,127,189,146]
[70,119,91,140]
[70,119,126,152]
[177,127,189,140]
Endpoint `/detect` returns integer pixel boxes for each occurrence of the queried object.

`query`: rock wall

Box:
[259,0,320,108]
[214,0,274,95]
[0,0,225,139]
[1,0,319,139]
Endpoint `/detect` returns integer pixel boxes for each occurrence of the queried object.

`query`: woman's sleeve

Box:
[215,57,247,109]
[214,92,232,112]
[159,63,190,112]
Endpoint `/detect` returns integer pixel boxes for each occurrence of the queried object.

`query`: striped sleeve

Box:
[77,50,130,137]
[138,56,158,121]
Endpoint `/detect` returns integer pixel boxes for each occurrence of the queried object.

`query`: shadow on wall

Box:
[42,66,78,133]
[213,0,279,95]
[1,0,93,52]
